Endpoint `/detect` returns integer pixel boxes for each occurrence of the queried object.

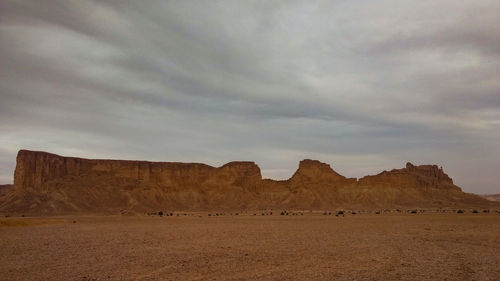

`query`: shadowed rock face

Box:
[0,150,495,214]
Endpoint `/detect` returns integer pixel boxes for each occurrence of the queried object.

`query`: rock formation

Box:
[0,150,495,214]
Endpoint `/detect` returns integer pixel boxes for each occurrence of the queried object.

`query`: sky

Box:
[0,1,499,194]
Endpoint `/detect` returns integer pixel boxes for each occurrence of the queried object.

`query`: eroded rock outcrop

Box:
[0,150,494,214]
[357,162,457,189]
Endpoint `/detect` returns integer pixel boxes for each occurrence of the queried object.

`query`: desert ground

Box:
[1,212,500,281]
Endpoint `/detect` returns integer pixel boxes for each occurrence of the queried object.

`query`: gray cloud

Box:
[1,0,499,193]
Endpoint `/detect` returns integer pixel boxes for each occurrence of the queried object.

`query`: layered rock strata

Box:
[0,150,493,214]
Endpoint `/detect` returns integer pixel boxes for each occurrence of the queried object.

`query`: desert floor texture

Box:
[1,213,500,281]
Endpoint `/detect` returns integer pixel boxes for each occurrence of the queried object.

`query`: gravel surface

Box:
[1,213,499,280]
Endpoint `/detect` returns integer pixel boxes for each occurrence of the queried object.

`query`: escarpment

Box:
[0,150,494,214]
[357,162,457,189]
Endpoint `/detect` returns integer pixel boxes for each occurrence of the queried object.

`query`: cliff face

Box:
[0,150,494,214]
[13,150,261,192]
[357,162,456,189]
[289,159,347,183]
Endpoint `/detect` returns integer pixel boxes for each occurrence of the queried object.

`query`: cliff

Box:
[0,150,495,214]
[12,150,262,193]
[357,163,455,188]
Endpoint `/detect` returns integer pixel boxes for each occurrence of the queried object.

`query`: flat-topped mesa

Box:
[358,162,456,189]
[217,161,262,190]
[290,159,346,183]
[14,150,69,191]
[4,149,494,214]
[13,150,263,192]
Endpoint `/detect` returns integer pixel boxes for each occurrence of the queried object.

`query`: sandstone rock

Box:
[358,162,456,189]
[0,150,496,214]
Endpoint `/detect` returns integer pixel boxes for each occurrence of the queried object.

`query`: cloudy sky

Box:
[1,1,499,193]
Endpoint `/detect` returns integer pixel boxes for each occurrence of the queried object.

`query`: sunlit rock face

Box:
[0,150,494,214]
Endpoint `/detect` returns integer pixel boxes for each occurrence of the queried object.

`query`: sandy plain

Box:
[1,212,500,281]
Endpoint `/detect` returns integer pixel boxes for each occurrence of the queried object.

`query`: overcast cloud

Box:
[1,0,499,193]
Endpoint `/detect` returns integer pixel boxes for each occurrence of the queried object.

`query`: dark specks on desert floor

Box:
[1,213,500,281]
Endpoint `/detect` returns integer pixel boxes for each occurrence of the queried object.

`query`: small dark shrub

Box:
[472,210,478,214]
[457,209,464,214]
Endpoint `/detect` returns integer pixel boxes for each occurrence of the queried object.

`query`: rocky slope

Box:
[0,150,495,215]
